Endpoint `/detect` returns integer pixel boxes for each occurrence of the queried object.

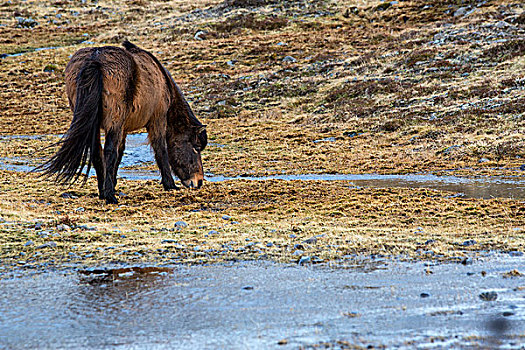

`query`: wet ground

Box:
[1,255,524,349]
[1,134,524,200]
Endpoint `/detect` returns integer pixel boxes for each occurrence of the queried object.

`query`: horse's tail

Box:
[39,52,103,184]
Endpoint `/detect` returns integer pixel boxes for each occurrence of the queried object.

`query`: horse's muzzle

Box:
[183,174,204,189]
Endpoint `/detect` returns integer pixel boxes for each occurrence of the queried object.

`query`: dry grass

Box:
[0,0,524,270]
[0,170,523,272]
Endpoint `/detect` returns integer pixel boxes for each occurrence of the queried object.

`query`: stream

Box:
[0,133,524,200]
[0,255,523,349]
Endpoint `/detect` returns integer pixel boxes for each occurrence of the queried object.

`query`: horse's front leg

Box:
[103,129,122,204]
[112,133,127,188]
[148,127,178,191]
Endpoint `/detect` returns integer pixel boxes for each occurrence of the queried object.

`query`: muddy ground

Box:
[0,0,524,271]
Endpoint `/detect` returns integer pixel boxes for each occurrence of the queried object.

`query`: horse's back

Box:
[65,45,170,133]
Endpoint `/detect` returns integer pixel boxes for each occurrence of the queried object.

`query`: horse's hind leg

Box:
[148,127,177,191]
[92,128,106,200]
[102,129,122,204]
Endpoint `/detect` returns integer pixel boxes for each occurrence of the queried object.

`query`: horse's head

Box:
[166,123,207,189]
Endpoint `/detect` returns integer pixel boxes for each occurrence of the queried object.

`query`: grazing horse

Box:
[40,41,207,204]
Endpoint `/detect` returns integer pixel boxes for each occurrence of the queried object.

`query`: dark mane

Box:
[122,41,201,127]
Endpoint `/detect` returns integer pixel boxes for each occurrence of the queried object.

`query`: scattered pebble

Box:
[242,286,254,290]
[36,242,57,249]
[461,240,477,246]
[298,256,311,265]
[461,257,473,265]
[194,30,207,40]
[282,55,296,63]
[420,293,430,298]
[174,221,188,229]
[24,240,34,247]
[56,224,70,231]
[479,291,498,301]
[222,215,231,220]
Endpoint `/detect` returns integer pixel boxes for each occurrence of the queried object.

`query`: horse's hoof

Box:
[105,195,118,205]
[163,183,179,191]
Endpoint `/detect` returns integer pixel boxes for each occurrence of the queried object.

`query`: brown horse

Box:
[40,41,207,204]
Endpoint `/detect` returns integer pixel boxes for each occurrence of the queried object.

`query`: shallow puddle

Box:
[0,255,524,349]
[1,133,524,199]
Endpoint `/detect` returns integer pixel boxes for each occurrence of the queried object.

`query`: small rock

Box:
[478,158,490,163]
[194,30,207,40]
[24,240,34,247]
[266,242,274,247]
[420,293,430,298]
[242,286,254,290]
[56,224,70,231]
[161,239,177,244]
[303,236,318,244]
[222,215,231,220]
[282,56,297,63]
[454,7,468,17]
[479,291,498,301]
[34,223,42,230]
[16,17,38,28]
[298,256,311,265]
[277,339,288,345]
[208,230,219,235]
[502,311,515,317]
[461,257,473,265]
[292,250,304,256]
[75,207,85,212]
[174,221,188,229]
[520,164,525,171]
[495,20,511,28]
[462,239,477,246]
[36,242,57,249]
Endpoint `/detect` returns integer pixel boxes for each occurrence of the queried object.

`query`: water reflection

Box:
[0,258,524,349]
